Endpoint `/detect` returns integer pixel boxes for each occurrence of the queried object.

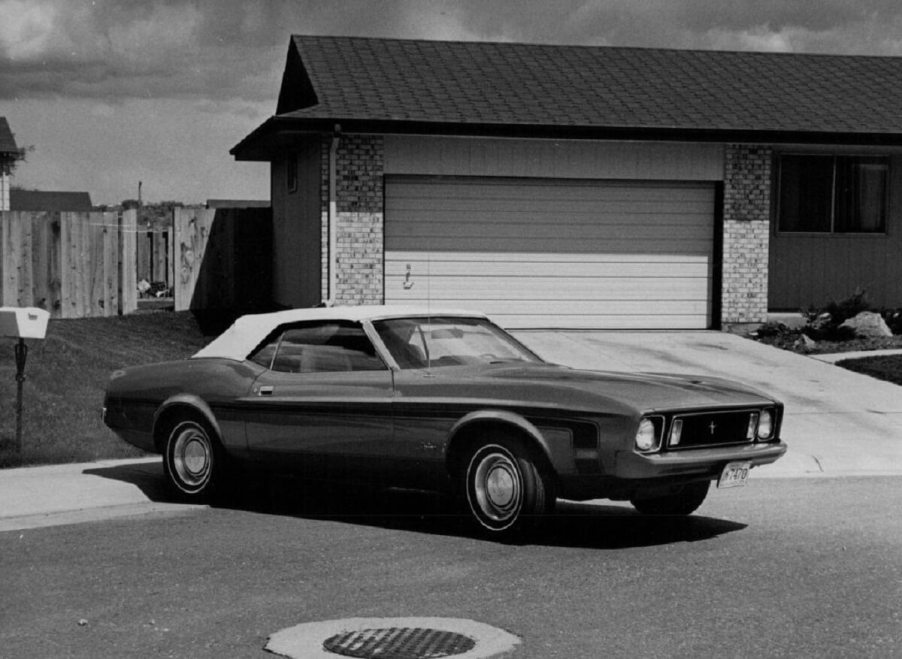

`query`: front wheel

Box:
[463,437,555,540]
[163,418,226,501]
[630,480,710,516]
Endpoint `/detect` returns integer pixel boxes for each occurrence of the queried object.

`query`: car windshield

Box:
[373,316,543,369]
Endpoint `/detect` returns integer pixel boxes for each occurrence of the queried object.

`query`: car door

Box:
[242,320,394,479]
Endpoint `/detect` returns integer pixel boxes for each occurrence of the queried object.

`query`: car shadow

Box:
[82,459,170,500]
[83,462,747,549]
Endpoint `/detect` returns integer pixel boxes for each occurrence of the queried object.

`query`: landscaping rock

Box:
[839,311,893,338]
[794,334,817,352]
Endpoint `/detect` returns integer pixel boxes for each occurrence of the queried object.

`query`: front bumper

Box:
[557,440,788,501]
[614,440,788,480]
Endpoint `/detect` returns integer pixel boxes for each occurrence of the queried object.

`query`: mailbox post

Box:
[0,307,49,453]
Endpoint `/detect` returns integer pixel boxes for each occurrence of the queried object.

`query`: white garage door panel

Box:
[388,237,710,254]
[384,178,715,329]
[386,273,707,300]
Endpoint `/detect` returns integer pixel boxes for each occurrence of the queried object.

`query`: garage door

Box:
[384,177,715,329]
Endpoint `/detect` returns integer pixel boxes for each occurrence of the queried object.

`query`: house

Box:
[232,35,902,329]
[9,189,93,212]
[0,117,18,211]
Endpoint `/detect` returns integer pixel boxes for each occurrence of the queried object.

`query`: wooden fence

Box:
[0,210,137,318]
[137,228,172,290]
[174,207,272,312]
[0,207,271,318]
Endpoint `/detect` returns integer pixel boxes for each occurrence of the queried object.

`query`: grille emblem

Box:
[708,421,717,435]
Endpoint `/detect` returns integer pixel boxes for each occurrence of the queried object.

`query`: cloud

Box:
[0,0,58,60]
[6,0,902,106]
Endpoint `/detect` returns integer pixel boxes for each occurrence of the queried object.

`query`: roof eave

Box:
[232,116,902,161]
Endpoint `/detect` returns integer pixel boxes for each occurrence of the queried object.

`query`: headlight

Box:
[635,417,662,452]
[757,409,774,440]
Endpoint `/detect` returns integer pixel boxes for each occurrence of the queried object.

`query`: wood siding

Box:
[769,154,902,309]
[271,140,322,308]
[385,177,714,329]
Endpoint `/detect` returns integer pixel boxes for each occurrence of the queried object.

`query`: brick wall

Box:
[722,144,773,324]
[320,134,385,304]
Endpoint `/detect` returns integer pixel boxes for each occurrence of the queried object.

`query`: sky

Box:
[4,1,902,205]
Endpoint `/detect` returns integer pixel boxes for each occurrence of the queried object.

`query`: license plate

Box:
[717,461,751,488]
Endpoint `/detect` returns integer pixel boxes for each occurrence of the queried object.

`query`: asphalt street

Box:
[1,474,900,658]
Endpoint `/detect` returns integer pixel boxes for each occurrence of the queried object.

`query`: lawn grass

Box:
[0,312,211,468]
[837,354,902,387]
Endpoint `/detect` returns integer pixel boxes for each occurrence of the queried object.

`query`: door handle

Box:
[258,386,274,397]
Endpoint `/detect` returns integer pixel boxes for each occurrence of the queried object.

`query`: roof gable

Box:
[0,117,18,155]
[276,39,319,115]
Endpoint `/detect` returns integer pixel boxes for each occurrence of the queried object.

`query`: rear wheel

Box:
[462,436,555,540]
[163,418,226,501]
[630,480,710,516]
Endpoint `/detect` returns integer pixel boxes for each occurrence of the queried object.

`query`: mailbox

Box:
[0,307,50,340]
[2,306,50,454]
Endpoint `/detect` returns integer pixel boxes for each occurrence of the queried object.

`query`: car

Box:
[103,305,787,539]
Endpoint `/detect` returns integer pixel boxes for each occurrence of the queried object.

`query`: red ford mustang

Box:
[103,306,787,539]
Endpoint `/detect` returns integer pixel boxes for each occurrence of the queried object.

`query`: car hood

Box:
[473,363,777,413]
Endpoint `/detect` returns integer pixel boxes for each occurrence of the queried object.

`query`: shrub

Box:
[802,289,872,341]
[753,321,794,338]
[881,308,902,335]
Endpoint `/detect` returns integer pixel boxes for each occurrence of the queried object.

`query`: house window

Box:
[778,155,888,233]
[286,157,298,194]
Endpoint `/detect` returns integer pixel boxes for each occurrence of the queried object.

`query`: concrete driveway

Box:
[514,330,902,477]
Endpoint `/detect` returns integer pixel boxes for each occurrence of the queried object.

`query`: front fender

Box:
[447,409,557,474]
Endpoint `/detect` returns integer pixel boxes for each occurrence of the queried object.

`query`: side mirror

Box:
[0,307,50,340]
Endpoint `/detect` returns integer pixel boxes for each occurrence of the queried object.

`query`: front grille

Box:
[668,410,756,449]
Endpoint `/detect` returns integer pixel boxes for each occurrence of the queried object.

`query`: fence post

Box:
[121,209,138,314]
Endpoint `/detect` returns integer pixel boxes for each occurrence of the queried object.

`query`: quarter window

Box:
[248,322,385,373]
[778,155,888,233]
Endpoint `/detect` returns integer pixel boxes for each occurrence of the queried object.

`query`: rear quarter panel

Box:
[105,358,259,454]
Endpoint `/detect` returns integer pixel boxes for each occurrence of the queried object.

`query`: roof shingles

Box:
[278,35,902,135]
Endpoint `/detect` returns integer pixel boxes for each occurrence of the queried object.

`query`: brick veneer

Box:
[722,144,773,324]
[320,135,384,304]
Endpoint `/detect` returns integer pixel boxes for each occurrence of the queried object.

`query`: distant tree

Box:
[1,145,31,176]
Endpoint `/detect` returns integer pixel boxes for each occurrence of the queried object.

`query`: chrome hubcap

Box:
[172,426,211,488]
[472,451,522,522]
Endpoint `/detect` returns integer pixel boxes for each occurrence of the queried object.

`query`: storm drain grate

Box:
[322,626,477,658]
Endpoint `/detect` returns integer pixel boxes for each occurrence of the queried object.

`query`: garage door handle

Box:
[258,386,274,397]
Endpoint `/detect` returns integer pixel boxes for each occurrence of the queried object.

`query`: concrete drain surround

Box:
[266,617,521,658]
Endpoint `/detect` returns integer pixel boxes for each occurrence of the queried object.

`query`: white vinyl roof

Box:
[192,305,489,361]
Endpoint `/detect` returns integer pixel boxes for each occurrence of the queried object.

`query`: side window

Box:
[255,321,385,373]
[249,335,280,368]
